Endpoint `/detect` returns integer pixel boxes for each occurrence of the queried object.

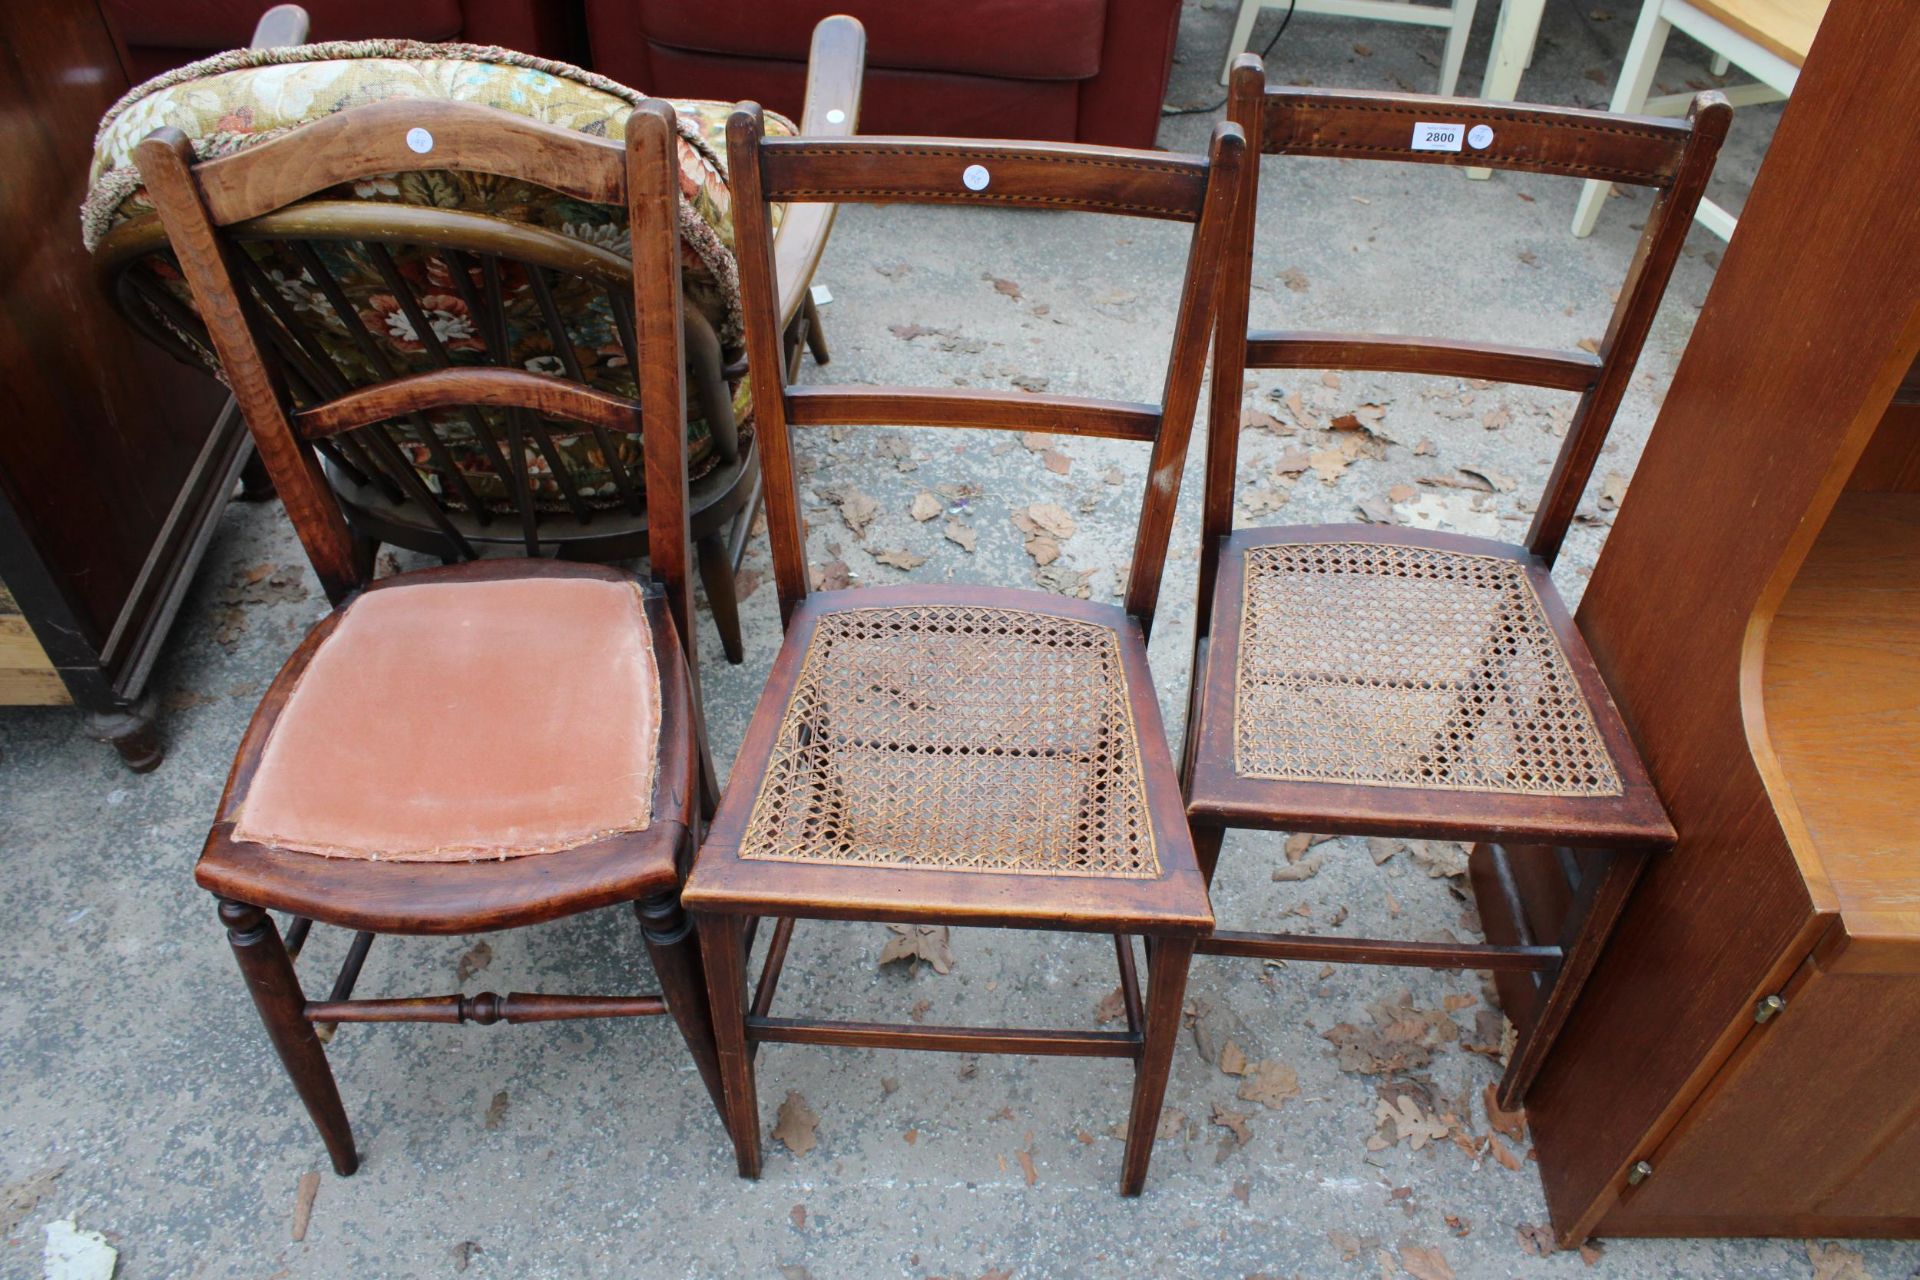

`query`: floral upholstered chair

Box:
[85,23,865,662]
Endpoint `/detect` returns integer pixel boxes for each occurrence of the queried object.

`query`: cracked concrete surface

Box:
[4,2,1917,1277]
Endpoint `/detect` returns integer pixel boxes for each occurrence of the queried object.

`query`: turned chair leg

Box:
[636,891,727,1120]
[1496,848,1651,1109]
[1119,934,1195,1195]
[697,912,761,1178]
[218,899,358,1175]
[696,532,745,665]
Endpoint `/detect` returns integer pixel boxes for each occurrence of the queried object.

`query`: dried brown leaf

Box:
[910,491,944,522]
[1210,1102,1253,1145]
[878,923,954,973]
[1237,1060,1301,1109]
[811,559,851,591]
[944,521,977,553]
[456,940,492,981]
[1026,502,1078,539]
[874,547,927,571]
[291,1171,320,1242]
[772,1091,819,1155]
[1400,1243,1455,1280]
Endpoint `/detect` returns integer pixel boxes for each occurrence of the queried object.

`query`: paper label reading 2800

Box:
[1411,122,1465,152]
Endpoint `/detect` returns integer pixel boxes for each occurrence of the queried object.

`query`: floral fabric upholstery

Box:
[84,42,792,511]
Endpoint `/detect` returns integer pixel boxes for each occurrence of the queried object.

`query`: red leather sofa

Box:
[582,0,1182,148]
[100,0,579,81]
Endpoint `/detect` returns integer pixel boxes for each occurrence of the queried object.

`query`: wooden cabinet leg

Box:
[697,912,762,1178]
[218,900,358,1175]
[636,890,727,1122]
[1119,934,1195,1195]
[801,293,831,366]
[84,695,163,774]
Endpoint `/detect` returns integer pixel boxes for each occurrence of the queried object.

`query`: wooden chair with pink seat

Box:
[134,95,726,1174]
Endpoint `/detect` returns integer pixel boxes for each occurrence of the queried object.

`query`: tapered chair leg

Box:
[218,899,358,1176]
[636,891,727,1120]
[1495,848,1651,1109]
[1119,934,1196,1195]
[696,532,745,666]
[697,912,762,1178]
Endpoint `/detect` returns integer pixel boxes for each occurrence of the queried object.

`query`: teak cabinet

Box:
[1471,0,1920,1243]
[0,0,242,768]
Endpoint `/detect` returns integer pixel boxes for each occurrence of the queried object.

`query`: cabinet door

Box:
[1601,960,1920,1236]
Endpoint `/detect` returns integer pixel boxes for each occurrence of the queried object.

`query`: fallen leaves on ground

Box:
[0,1166,64,1237]
[484,1090,508,1130]
[1025,503,1077,538]
[456,940,492,981]
[1599,471,1630,510]
[1399,1243,1454,1279]
[1483,1083,1526,1142]
[1211,1102,1253,1146]
[874,547,926,571]
[1272,855,1324,882]
[1218,1041,1250,1076]
[1279,268,1310,292]
[811,559,851,591]
[1514,1222,1557,1256]
[1237,1060,1301,1110]
[1032,564,1096,598]
[879,924,954,974]
[833,488,879,537]
[910,491,944,522]
[944,521,977,553]
[1807,1241,1868,1280]
[772,1091,819,1155]
[1410,840,1471,879]
[1095,987,1127,1024]
[1371,1096,1450,1152]
[986,274,1022,300]
[1324,990,1459,1075]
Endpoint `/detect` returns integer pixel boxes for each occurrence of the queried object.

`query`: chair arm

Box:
[774,14,866,328]
[249,4,310,48]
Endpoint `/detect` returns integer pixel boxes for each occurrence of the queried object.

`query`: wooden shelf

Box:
[1761,491,1920,961]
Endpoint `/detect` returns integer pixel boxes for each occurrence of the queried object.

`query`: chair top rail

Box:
[756,135,1212,221]
[1259,82,1697,187]
[193,97,629,228]
[785,386,1163,442]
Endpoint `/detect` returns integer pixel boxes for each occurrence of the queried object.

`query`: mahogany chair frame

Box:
[1185,60,1731,1109]
[97,16,867,665]
[137,96,729,1174]
[687,111,1247,1194]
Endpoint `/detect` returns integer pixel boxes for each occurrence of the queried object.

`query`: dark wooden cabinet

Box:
[0,0,249,767]
[1472,0,1920,1243]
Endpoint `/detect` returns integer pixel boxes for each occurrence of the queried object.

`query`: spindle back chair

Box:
[94,16,868,662]
[1184,59,1730,1108]
[684,111,1246,1194]
[137,98,728,1174]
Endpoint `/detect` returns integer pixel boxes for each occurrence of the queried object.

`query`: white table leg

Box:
[1438,0,1482,97]
[1572,0,1672,235]
[1467,0,1546,179]
[1221,0,1267,85]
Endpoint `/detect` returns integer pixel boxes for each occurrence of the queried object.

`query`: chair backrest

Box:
[1199,57,1731,614]
[89,46,767,576]
[727,108,1247,639]
[132,97,701,654]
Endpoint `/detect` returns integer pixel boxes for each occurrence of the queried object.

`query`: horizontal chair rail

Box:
[1264,88,1694,186]
[295,368,644,439]
[785,385,1163,441]
[1245,330,1602,392]
[302,992,668,1025]
[746,1015,1144,1058]
[758,136,1210,220]
[1196,929,1563,971]
[193,98,627,227]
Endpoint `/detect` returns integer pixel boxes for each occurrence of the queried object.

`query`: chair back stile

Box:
[1197,55,1732,636]
[725,111,1247,639]
[132,99,699,634]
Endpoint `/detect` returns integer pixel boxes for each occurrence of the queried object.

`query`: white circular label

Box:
[825,108,846,125]
[405,127,434,154]
[962,164,990,191]
[1467,124,1494,150]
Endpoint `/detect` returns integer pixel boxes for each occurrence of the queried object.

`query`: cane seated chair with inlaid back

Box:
[1184,59,1730,1109]
[135,94,738,1174]
[87,18,866,663]
[683,110,1246,1194]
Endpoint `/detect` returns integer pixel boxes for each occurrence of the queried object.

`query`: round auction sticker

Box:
[405,127,434,154]
[963,164,991,191]
[1467,124,1494,150]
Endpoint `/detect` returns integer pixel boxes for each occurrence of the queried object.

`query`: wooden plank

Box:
[0,668,69,705]
[747,1016,1142,1058]
[1691,0,1827,66]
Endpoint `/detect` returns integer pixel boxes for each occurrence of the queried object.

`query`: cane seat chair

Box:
[87,19,867,661]
[684,111,1246,1194]
[137,94,736,1174]
[1185,61,1731,1109]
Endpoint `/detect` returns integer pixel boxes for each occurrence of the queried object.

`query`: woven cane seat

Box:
[1187,528,1671,847]
[686,586,1210,932]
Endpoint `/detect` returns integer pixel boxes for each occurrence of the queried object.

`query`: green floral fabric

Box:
[84,42,792,512]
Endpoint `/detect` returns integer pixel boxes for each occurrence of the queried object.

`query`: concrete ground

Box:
[3,2,1915,1277]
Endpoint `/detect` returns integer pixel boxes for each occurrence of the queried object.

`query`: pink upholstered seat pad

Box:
[232,576,660,861]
